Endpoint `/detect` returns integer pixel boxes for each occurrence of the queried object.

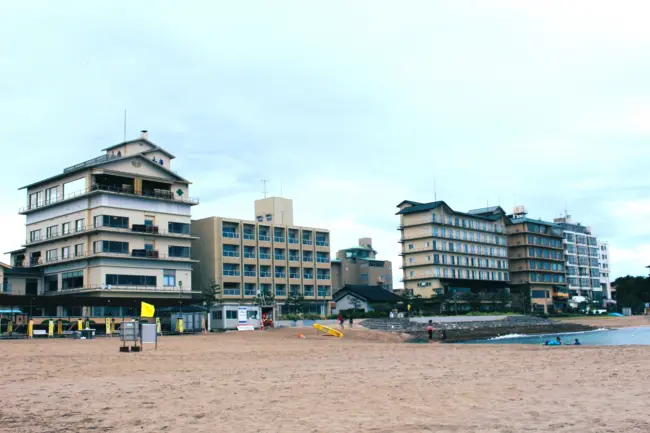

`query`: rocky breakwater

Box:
[361,316,595,343]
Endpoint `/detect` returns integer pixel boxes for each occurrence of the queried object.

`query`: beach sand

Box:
[1,328,648,433]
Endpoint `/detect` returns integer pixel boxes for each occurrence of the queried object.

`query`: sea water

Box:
[462,326,650,346]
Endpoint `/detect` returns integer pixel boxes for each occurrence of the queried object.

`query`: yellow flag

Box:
[48,320,54,337]
[141,302,155,318]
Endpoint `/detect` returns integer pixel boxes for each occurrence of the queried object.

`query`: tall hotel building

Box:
[506,207,567,313]
[598,241,613,301]
[2,131,199,318]
[553,215,602,301]
[397,201,511,312]
[191,197,332,317]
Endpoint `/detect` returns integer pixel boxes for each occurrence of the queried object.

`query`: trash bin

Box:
[81,329,95,339]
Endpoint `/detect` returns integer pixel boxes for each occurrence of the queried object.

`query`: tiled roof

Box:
[333,285,402,302]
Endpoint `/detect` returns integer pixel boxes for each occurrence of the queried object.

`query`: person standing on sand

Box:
[349,316,353,329]
[427,320,434,341]
[337,313,344,330]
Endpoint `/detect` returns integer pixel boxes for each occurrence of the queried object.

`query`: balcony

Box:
[274,255,286,261]
[259,253,271,260]
[302,239,313,246]
[259,272,272,278]
[132,224,159,234]
[315,241,329,247]
[289,273,301,279]
[304,274,314,280]
[259,235,271,242]
[222,232,240,239]
[317,275,330,280]
[223,270,241,277]
[243,233,255,240]
[244,271,256,277]
[316,258,329,263]
[132,249,160,258]
[288,238,299,244]
[223,251,240,258]
[302,257,313,263]
[274,237,285,243]
[243,252,256,259]
[275,272,286,278]
[289,255,300,262]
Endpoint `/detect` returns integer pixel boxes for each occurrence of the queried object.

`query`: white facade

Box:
[598,241,612,300]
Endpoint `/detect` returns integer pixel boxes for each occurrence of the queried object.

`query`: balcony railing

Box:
[315,241,329,247]
[132,224,159,234]
[304,274,314,279]
[259,235,271,242]
[132,249,160,258]
[243,233,255,240]
[243,252,256,259]
[274,255,286,261]
[302,239,313,245]
[223,251,240,257]
[223,270,240,277]
[316,258,329,263]
[317,275,330,280]
[275,272,286,278]
[274,237,285,243]
[259,272,272,278]
[289,273,301,279]
[302,257,313,262]
[244,271,256,277]
[259,253,271,260]
[222,232,239,239]
[289,256,300,262]
[41,284,196,296]
[20,184,199,213]
[288,238,299,244]
[22,249,195,267]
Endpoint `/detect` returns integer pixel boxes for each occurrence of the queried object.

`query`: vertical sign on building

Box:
[238,307,248,324]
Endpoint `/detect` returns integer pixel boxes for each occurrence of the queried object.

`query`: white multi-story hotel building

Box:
[598,241,612,300]
[2,131,199,319]
[553,215,602,301]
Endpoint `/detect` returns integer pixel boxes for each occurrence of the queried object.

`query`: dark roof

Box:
[509,217,561,228]
[19,153,189,190]
[396,200,506,221]
[102,138,177,159]
[467,206,502,215]
[333,285,402,303]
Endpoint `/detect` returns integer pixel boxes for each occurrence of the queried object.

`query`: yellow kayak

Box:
[312,323,343,338]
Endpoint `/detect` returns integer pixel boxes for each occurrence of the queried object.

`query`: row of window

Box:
[29,216,190,242]
[409,254,508,270]
[408,268,509,281]
[222,225,328,243]
[430,213,505,233]
[223,246,329,262]
[528,260,564,272]
[39,242,190,263]
[526,235,563,249]
[526,223,563,237]
[527,248,564,260]
[529,273,566,283]
[566,277,601,288]
[416,226,507,245]
[408,241,507,258]
[43,270,178,291]
[222,265,330,280]
[566,266,600,276]
[27,178,86,210]
[220,282,331,297]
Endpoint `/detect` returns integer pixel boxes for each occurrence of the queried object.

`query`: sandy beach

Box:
[553,315,650,329]
[1,328,649,433]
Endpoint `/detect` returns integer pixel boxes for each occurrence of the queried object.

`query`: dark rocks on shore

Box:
[361,316,595,343]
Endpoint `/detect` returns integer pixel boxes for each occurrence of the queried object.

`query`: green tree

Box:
[613,275,650,313]
[286,291,306,314]
[349,296,362,311]
[202,279,222,308]
[253,286,276,308]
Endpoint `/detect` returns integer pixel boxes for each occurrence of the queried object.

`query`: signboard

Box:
[238,307,248,324]
[155,317,161,335]
[140,323,158,350]
[237,325,255,331]
[121,321,139,342]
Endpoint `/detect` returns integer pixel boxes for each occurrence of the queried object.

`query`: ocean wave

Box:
[489,334,527,340]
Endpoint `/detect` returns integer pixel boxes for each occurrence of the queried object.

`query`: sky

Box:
[1,1,650,286]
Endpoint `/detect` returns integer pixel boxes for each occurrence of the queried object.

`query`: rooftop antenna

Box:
[261,180,268,198]
[123,109,127,142]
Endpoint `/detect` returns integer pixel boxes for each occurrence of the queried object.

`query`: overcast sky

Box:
[2,1,649,286]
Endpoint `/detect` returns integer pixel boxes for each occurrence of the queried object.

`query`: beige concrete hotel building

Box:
[2,131,199,318]
[191,197,333,317]
[397,200,511,312]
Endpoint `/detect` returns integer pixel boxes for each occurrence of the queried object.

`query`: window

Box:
[425,241,430,247]
[75,219,84,232]
[163,270,176,286]
[317,285,330,297]
[408,243,414,250]
[29,191,43,209]
[168,222,190,235]
[46,226,58,239]
[45,186,58,204]
[62,271,83,289]
[531,290,547,299]
[95,215,129,229]
[223,283,240,296]
[95,241,129,254]
[29,229,42,242]
[212,311,223,320]
[61,246,71,259]
[74,244,84,257]
[106,274,156,286]
[62,177,86,199]
[62,222,71,235]
[46,249,57,262]
[304,285,314,296]
[45,274,58,292]
[168,246,190,258]
[275,284,287,296]
[266,214,272,222]
[226,310,238,319]
[244,283,257,296]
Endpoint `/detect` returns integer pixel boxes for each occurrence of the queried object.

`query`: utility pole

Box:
[261,180,268,198]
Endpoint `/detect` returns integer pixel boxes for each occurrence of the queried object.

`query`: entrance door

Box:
[26,279,38,296]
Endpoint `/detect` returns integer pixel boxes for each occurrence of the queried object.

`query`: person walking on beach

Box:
[337,313,344,330]
[427,320,434,342]
[349,316,354,329]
